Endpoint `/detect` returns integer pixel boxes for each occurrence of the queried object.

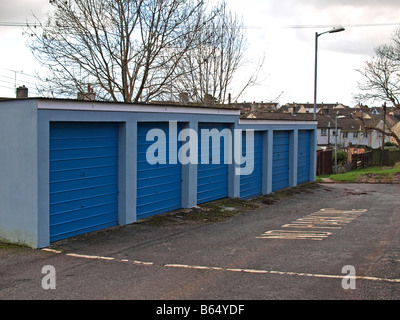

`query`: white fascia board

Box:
[37,99,240,116]
[239,119,317,126]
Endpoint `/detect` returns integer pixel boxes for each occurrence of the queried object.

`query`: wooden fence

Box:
[350,149,400,170]
[317,150,333,175]
[372,149,400,166]
[350,152,373,171]
[317,149,400,176]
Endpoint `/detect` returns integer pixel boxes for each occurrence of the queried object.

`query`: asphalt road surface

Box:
[1,183,400,306]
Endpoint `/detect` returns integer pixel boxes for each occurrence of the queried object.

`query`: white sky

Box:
[0,0,399,107]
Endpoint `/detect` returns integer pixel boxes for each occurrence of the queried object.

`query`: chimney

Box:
[16,85,28,99]
[179,92,189,105]
[77,84,96,101]
[204,94,215,107]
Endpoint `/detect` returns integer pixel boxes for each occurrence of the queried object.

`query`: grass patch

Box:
[317,163,400,182]
[0,242,30,250]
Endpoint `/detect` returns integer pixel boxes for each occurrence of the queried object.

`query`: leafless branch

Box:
[356,114,400,147]
[355,28,400,109]
[170,1,264,106]
[26,0,216,103]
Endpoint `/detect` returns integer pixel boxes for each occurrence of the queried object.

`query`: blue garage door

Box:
[240,131,263,199]
[297,130,312,184]
[49,122,119,242]
[197,123,230,204]
[137,122,182,219]
[272,131,290,192]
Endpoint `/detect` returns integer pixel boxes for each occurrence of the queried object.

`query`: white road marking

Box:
[41,209,396,286]
[60,252,155,265]
[66,253,115,261]
[42,248,62,254]
[42,249,400,285]
[259,208,367,240]
[132,261,154,266]
[258,230,332,240]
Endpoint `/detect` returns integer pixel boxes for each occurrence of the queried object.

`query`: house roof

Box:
[385,114,400,128]
[240,112,324,124]
[315,115,339,128]
[282,102,349,110]
[362,118,381,129]
[337,118,364,131]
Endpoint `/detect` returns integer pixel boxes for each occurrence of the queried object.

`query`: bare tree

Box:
[355,27,400,146]
[26,0,215,103]
[171,1,264,106]
[355,44,400,108]
[355,27,400,109]
[356,113,400,147]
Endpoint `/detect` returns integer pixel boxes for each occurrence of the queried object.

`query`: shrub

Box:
[332,151,346,163]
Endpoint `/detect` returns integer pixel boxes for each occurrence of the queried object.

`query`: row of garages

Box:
[0,98,317,248]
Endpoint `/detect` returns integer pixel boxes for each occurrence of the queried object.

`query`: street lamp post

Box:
[313,26,345,120]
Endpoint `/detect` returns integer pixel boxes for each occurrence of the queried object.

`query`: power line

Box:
[0,83,40,94]
[0,79,36,90]
[0,84,15,90]
[0,79,15,86]
[0,67,38,79]
[282,22,400,30]
[0,74,37,87]
[1,20,400,30]
[0,22,38,27]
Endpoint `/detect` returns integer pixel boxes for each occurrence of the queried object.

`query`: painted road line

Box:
[259,208,367,240]
[158,263,400,284]
[62,252,154,265]
[42,248,62,254]
[257,230,332,240]
[132,260,154,266]
[41,249,400,284]
[159,263,397,284]
[165,264,224,271]
[66,253,116,261]
[164,264,400,283]
[282,223,343,229]
[121,260,154,265]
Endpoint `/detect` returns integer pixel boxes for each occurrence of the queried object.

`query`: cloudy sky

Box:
[0,0,399,107]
